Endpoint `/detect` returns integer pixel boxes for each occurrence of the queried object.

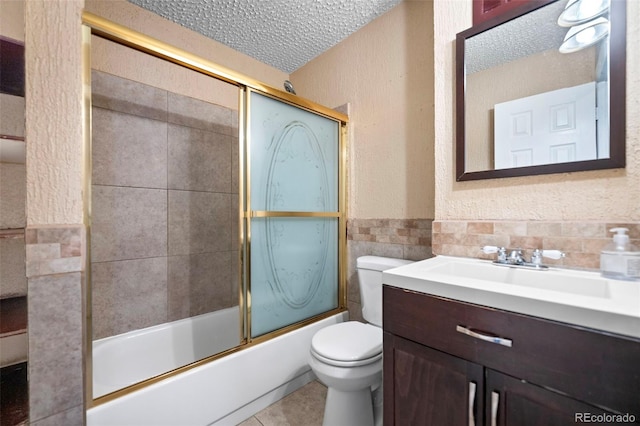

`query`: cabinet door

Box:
[384,332,483,426]
[485,370,613,426]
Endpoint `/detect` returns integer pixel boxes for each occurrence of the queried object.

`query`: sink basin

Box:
[427,260,610,298]
[382,255,640,339]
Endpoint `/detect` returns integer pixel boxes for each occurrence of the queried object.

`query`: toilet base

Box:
[323,387,374,426]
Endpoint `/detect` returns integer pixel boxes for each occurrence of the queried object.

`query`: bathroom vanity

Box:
[381,256,640,425]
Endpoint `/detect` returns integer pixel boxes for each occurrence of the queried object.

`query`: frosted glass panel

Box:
[250,217,338,337]
[249,92,339,212]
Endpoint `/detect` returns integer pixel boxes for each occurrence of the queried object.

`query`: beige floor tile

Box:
[237,416,263,426]
[239,380,327,426]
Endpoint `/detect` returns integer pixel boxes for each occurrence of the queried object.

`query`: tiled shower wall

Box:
[91,70,239,340]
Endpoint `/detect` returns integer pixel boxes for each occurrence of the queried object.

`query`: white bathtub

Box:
[88,310,348,425]
[93,307,241,398]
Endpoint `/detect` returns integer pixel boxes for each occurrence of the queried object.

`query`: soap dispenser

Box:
[600,228,640,281]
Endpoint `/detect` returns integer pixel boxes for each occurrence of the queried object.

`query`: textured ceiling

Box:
[127,0,402,73]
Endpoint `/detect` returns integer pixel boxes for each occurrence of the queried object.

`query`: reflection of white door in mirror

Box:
[494,82,601,169]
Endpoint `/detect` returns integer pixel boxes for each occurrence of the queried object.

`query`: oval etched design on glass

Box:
[263,121,331,309]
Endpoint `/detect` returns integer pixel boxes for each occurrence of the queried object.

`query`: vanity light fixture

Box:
[559,16,610,53]
[557,0,609,27]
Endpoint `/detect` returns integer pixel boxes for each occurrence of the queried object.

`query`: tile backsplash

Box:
[433,220,640,270]
[345,218,640,320]
[346,218,433,321]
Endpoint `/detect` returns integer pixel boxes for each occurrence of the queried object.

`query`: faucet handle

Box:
[541,250,565,260]
[531,249,565,265]
[481,246,507,263]
[481,245,500,254]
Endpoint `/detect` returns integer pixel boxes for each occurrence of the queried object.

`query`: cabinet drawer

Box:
[383,285,640,417]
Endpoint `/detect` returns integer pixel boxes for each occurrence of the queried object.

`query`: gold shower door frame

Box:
[82,13,348,406]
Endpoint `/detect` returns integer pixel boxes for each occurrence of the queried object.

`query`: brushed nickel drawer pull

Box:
[456,325,513,348]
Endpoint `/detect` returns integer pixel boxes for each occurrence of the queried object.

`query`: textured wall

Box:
[291,1,435,220]
[434,0,640,222]
[84,0,288,90]
[90,37,238,110]
[25,0,84,226]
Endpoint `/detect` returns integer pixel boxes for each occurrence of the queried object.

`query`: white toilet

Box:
[309,256,413,426]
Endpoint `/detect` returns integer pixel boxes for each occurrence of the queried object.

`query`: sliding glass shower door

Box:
[247,90,342,338]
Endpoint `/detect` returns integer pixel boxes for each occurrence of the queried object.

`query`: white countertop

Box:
[382,256,640,339]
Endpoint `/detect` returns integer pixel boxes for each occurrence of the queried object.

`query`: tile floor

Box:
[238,380,327,426]
[0,373,325,426]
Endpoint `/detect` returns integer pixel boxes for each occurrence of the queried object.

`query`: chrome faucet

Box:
[507,248,525,265]
[481,246,565,270]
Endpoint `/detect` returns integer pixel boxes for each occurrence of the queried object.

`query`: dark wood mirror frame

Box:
[456,0,626,181]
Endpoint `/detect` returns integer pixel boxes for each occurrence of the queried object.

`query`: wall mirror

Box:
[456,0,626,181]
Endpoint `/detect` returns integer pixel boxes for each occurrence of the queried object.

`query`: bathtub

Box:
[93,307,241,398]
[87,310,348,425]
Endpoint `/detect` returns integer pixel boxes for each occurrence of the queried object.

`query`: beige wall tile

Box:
[562,222,606,238]
[92,107,168,189]
[527,221,562,236]
[168,251,235,321]
[91,185,167,262]
[467,221,493,234]
[509,236,543,250]
[435,220,640,271]
[542,236,583,252]
[91,70,168,121]
[31,226,82,245]
[494,221,527,236]
[346,219,433,319]
[168,92,235,136]
[168,124,232,193]
[232,136,240,194]
[30,404,84,426]
[92,257,168,339]
[168,190,232,256]
[28,272,83,423]
[440,221,466,233]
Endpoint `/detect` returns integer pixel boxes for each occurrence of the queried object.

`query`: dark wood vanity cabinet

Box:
[383,285,640,425]
[384,333,483,425]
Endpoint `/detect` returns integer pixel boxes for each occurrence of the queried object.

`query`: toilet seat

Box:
[311,322,382,367]
[311,347,382,368]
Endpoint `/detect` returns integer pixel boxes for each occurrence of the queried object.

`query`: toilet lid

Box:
[311,322,382,362]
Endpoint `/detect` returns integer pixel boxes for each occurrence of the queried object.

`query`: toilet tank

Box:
[356,256,414,327]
